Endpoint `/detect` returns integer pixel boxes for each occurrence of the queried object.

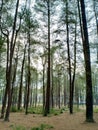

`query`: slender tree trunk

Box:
[44,0,51,116]
[41,52,46,111]
[18,44,26,110]
[93,0,98,35]
[11,51,19,106]
[25,33,31,114]
[43,64,45,110]
[4,0,19,121]
[71,17,77,113]
[66,0,72,114]
[0,0,3,32]
[24,76,28,109]
[11,17,21,106]
[35,71,38,108]
[51,75,54,108]
[80,0,94,122]
[25,0,31,115]
[51,55,54,108]
[0,33,9,118]
[58,79,60,109]
[64,75,66,106]
[0,1,9,118]
[56,78,58,107]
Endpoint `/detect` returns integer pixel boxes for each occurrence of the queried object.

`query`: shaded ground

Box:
[0,112,98,130]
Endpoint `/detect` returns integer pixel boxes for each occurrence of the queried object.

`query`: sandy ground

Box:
[0,112,98,130]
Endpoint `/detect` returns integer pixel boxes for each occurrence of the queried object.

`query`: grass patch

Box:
[11,106,24,112]
[31,124,54,130]
[11,106,18,112]
[11,125,26,130]
[50,107,66,116]
[28,106,43,114]
[94,108,98,113]
[10,106,67,116]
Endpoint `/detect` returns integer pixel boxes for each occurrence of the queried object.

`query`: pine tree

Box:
[80,0,94,122]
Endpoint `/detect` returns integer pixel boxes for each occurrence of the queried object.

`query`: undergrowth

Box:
[11,124,53,130]
[31,124,54,130]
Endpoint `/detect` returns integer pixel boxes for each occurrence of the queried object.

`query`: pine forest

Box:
[0,0,98,129]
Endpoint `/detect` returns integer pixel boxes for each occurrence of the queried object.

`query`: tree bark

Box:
[4,0,20,121]
[66,0,72,114]
[80,0,94,122]
[44,0,51,116]
[43,63,45,110]
[25,32,31,114]
[18,44,26,110]
[11,50,19,106]
[58,73,60,109]
[71,17,77,113]
[0,32,9,118]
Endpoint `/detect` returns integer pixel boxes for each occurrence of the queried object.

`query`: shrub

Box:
[31,124,53,130]
[28,106,43,114]
[11,106,17,112]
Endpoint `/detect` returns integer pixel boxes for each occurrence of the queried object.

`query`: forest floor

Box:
[0,111,98,130]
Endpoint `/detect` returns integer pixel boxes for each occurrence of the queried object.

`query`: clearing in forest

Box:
[0,112,98,130]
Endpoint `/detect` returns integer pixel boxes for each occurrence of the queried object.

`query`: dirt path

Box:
[0,112,98,130]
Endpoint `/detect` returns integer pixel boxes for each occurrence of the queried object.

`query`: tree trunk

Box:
[18,44,26,110]
[71,17,77,113]
[43,64,45,110]
[24,77,28,109]
[35,72,38,108]
[44,0,51,116]
[4,0,19,121]
[66,0,72,114]
[80,0,94,122]
[64,75,66,106]
[25,32,31,114]
[58,72,61,109]
[51,55,54,108]
[11,52,18,106]
[0,0,3,32]
[0,33,9,118]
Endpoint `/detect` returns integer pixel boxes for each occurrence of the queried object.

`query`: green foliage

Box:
[11,106,24,112]
[28,106,43,114]
[11,106,17,112]
[28,107,66,116]
[11,124,53,130]
[21,8,38,33]
[94,108,98,113]
[31,128,40,130]
[50,107,66,116]
[31,124,53,130]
